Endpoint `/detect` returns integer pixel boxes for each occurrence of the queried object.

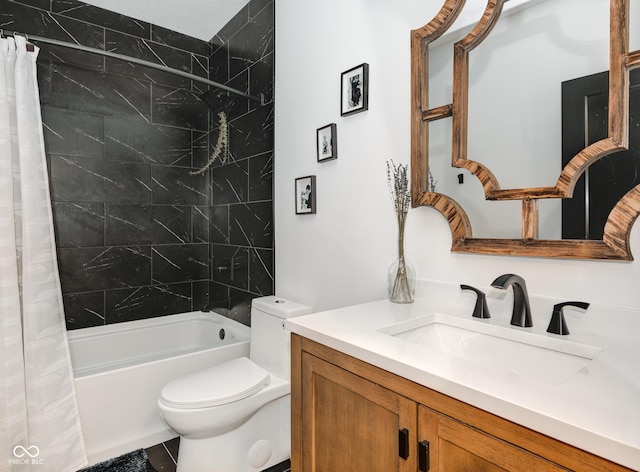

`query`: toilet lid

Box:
[160,357,271,409]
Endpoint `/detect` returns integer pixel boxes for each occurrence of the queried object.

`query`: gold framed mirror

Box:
[411,0,640,260]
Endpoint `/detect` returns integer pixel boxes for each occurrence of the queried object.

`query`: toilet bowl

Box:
[157,296,311,472]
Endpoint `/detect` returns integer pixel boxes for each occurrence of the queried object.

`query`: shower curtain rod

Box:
[2,30,265,105]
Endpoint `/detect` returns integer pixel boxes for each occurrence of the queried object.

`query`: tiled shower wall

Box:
[207,0,275,325]
[1,0,274,329]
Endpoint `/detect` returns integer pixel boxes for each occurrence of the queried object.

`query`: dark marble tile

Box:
[63,291,105,330]
[105,204,192,246]
[191,62,209,97]
[1,2,105,48]
[151,206,192,243]
[192,280,209,312]
[151,25,209,56]
[152,244,208,284]
[212,244,248,290]
[156,205,192,244]
[229,201,273,248]
[51,0,151,38]
[208,44,229,85]
[11,0,50,10]
[213,160,248,204]
[249,51,274,104]
[193,206,209,244]
[152,166,209,205]
[38,47,105,74]
[208,281,230,309]
[248,152,273,201]
[42,107,105,159]
[192,130,210,170]
[145,442,176,472]
[211,5,249,48]
[228,6,274,78]
[38,62,152,122]
[2,1,105,70]
[53,202,104,248]
[145,443,176,472]
[10,0,275,333]
[249,0,273,19]
[152,83,209,131]
[105,204,152,246]
[105,118,192,166]
[191,53,209,81]
[105,282,191,323]
[105,30,193,78]
[228,104,274,160]
[106,56,189,90]
[164,437,180,463]
[103,29,208,95]
[210,205,229,244]
[222,71,251,120]
[49,155,151,204]
[249,248,273,296]
[198,90,224,117]
[58,246,151,292]
[228,288,253,326]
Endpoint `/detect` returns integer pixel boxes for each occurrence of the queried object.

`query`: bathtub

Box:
[68,310,250,465]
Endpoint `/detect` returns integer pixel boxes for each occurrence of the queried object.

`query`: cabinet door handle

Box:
[418,440,430,471]
[398,428,410,459]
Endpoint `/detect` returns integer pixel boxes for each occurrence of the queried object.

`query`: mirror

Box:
[411,0,640,259]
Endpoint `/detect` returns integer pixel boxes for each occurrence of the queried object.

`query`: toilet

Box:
[157,296,311,472]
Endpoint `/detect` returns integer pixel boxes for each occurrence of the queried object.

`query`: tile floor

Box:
[145,437,179,471]
[145,437,291,472]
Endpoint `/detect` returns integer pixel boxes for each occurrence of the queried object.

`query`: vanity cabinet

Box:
[291,334,632,472]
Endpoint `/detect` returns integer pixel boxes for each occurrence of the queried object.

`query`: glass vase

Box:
[388,231,415,304]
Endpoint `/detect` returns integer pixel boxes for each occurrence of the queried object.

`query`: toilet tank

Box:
[250,296,311,380]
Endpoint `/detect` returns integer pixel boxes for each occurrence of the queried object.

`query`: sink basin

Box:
[379,313,603,384]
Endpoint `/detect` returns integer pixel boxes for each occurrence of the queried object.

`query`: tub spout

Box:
[491,273,533,328]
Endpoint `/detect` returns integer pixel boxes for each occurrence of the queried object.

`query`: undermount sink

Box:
[378,313,603,384]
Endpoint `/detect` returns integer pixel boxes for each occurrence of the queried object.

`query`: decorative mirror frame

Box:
[411,0,640,260]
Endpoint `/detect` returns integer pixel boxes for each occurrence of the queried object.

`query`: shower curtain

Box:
[0,36,87,471]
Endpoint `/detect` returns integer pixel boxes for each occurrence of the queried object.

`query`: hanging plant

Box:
[190,111,229,174]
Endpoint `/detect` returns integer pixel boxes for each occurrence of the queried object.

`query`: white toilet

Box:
[157,296,311,472]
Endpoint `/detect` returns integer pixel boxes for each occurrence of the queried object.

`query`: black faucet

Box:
[491,274,533,327]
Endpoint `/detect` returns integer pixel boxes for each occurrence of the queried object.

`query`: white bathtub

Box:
[68,310,250,465]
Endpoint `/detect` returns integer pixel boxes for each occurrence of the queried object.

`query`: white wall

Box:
[274,0,640,314]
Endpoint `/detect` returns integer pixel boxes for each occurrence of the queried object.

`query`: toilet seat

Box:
[160,357,271,409]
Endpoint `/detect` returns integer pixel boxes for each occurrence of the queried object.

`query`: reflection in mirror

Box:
[429,0,610,239]
[563,69,640,240]
[411,0,640,259]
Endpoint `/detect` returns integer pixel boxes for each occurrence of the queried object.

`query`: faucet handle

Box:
[460,284,491,319]
[547,301,590,335]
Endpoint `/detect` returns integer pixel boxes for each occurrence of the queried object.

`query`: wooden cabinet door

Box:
[299,352,417,472]
[418,406,567,472]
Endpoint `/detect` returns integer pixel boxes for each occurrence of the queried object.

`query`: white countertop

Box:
[286,280,640,470]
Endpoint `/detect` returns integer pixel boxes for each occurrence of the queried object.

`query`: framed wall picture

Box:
[316,123,337,162]
[341,63,369,116]
[295,175,316,214]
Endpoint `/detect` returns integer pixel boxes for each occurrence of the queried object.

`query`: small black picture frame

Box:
[295,175,316,215]
[317,123,337,162]
[341,63,369,116]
